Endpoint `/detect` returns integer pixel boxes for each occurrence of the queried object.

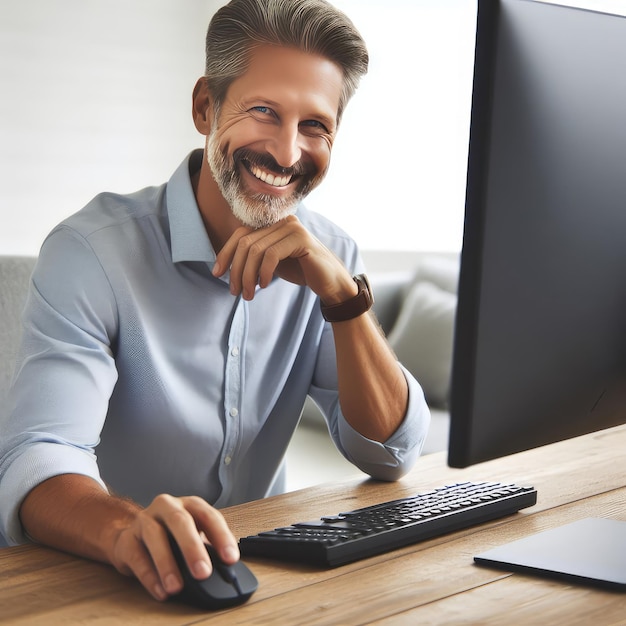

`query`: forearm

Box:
[20,474,140,565]
[19,473,240,602]
[332,311,409,442]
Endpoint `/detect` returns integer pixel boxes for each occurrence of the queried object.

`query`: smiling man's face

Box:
[205,44,344,228]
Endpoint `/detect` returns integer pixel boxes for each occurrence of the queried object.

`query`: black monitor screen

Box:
[448,0,626,468]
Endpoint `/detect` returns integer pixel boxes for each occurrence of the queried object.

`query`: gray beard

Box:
[206,130,303,229]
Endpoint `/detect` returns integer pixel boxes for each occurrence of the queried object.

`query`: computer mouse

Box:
[167,533,258,610]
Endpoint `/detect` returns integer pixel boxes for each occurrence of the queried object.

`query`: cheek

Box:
[214,119,263,156]
[307,137,333,171]
[226,123,258,146]
[316,145,333,176]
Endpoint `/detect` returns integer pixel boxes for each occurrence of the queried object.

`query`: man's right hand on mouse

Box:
[108,493,240,602]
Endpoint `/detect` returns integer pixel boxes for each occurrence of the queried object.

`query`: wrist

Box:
[99,498,142,562]
[320,275,359,306]
[320,274,374,323]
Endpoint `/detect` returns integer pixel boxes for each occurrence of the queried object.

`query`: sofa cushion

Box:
[369,270,414,335]
[388,279,457,409]
[412,254,459,294]
[0,256,36,415]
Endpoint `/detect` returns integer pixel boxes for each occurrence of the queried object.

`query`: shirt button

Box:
[224,456,232,465]
[229,407,239,418]
[231,346,240,357]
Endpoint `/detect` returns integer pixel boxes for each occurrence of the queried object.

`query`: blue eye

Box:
[251,106,271,115]
[301,119,329,133]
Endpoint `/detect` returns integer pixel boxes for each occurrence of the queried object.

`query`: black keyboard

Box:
[239,481,537,567]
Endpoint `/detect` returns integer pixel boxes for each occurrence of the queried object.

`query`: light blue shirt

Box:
[0,150,430,544]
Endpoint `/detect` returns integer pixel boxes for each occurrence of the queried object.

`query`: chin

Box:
[231,198,298,229]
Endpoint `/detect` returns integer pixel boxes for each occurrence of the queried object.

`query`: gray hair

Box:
[204,0,369,122]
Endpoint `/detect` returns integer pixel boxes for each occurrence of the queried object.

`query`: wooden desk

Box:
[1,425,625,625]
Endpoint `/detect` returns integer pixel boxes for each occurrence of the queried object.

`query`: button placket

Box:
[221,299,246,474]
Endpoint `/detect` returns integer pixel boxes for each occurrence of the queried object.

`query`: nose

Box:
[266,122,302,169]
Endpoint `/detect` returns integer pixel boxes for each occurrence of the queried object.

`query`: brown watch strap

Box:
[320,274,374,322]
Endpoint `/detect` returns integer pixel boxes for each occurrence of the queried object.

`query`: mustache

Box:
[233,147,312,179]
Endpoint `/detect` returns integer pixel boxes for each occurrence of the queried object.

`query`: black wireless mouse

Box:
[167,533,258,610]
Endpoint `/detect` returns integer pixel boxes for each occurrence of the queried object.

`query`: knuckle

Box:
[128,510,154,537]
[264,246,279,262]
[237,233,254,251]
[181,495,226,525]
[206,505,226,523]
[248,241,266,258]
[151,493,176,510]
[144,493,196,532]
[183,494,207,508]
[165,507,191,528]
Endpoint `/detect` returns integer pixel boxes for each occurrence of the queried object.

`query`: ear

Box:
[192,77,214,135]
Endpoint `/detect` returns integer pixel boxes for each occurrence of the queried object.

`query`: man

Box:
[0,0,429,602]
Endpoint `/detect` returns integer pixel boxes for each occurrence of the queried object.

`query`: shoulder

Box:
[39,184,168,274]
[32,185,167,315]
[59,185,166,243]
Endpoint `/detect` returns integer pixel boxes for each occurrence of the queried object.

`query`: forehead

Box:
[226,45,344,120]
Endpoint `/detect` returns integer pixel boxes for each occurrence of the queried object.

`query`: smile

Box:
[248,164,293,188]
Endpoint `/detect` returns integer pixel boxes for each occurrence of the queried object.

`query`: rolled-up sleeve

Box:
[335,365,431,481]
[310,316,431,481]
[0,228,118,544]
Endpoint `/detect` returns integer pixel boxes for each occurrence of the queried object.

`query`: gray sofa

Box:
[0,256,37,418]
[0,256,37,547]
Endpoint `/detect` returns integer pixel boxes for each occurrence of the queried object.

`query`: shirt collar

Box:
[166,149,217,264]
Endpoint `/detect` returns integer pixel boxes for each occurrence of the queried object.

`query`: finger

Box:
[234,229,294,299]
[113,528,169,602]
[212,225,254,278]
[182,496,240,565]
[256,235,310,288]
[111,495,234,601]
[160,501,214,581]
[214,219,294,295]
[142,494,212,586]
[139,517,197,595]
[136,505,194,596]
[231,219,307,299]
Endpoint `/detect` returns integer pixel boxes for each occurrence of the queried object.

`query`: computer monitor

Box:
[448,0,626,468]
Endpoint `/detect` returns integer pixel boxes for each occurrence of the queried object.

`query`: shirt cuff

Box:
[0,440,106,545]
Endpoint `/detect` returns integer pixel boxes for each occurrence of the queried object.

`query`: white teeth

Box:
[251,165,291,187]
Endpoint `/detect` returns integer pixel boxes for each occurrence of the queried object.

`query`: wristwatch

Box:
[320,274,374,322]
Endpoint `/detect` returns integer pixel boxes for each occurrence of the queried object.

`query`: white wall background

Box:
[2,0,624,257]
[0,0,221,256]
[0,0,478,257]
